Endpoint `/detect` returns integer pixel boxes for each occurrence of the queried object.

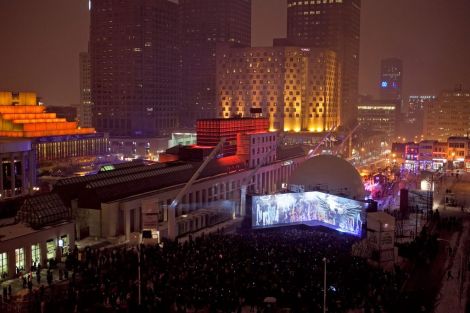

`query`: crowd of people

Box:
[5,226,410,313]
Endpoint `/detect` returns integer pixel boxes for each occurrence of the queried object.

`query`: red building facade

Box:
[196,118,269,156]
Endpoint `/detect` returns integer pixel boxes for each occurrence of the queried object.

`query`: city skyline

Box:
[0,0,469,107]
[2,1,470,310]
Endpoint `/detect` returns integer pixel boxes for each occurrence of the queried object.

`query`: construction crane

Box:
[333,124,360,158]
[165,139,226,240]
[305,126,338,160]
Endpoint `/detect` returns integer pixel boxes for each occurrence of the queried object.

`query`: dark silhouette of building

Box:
[179,0,251,128]
[285,0,361,128]
[380,58,403,103]
[357,99,398,139]
[402,95,436,139]
[46,106,77,122]
[90,0,180,137]
[78,52,92,128]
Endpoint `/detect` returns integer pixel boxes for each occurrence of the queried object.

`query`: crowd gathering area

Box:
[2,225,419,313]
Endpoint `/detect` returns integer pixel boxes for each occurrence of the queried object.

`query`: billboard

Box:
[252,191,367,236]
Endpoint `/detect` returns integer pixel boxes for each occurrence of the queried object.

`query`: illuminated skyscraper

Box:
[380,58,403,102]
[217,45,340,132]
[180,0,251,128]
[90,0,180,136]
[286,0,361,127]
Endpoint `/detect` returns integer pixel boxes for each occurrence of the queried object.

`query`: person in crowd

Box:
[29,226,410,313]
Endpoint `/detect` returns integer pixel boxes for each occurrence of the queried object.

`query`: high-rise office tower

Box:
[217,45,340,132]
[424,88,470,141]
[180,0,251,128]
[90,0,180,137]
[286,0,361,127]
[78,52,92,128]
[380,58,403,102]
[357,100,398,139]
[403,95,436,139]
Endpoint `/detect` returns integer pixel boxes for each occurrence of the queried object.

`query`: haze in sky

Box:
[0,0,469,106]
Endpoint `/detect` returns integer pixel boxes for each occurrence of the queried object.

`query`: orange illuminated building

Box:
[216,45,340,133]
[0,92,108,163]
[0,91,95,138]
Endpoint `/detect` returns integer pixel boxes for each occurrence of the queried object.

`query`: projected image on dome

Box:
[252,191,366,236]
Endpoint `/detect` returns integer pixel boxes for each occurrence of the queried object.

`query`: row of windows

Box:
[222,112,327,119]
[0,236,69,277]
[289,0,342,6]
[36,139,108,162]
[252,135,276,144]
[449,143,466,148]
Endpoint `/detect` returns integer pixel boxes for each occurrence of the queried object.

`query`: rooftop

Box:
[16,193,71,229]
[0,221,73,242]
[52,145,306,208]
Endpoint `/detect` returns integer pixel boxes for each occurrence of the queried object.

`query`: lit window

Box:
[0,252,7,277]
[60,235,69,255]
[47,239,56,260]
[32,244,41,265]
[15,248,25,271]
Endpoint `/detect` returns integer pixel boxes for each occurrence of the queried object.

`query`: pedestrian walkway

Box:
[1,266,67,302]
[435,220,470,313]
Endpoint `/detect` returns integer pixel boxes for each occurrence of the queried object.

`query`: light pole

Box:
[323,257,327,313]
[137,240,142,306]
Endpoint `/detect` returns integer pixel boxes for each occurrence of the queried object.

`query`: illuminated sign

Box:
[100,165,115,172]
[252,191,367,236]
[381,81,388,88]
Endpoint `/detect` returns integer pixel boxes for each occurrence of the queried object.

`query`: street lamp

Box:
[451,152,456,168]
[427,173,434,218]
[137,239,142,306]
[323,257,327,313]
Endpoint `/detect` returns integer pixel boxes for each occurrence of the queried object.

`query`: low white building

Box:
[0,193,74,280]
[54,145,307,241]
[0,222,74,279]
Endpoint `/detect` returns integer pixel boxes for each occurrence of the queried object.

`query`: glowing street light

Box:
[323,257,327,313]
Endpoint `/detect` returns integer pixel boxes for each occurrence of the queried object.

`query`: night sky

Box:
[0,0,469,106]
